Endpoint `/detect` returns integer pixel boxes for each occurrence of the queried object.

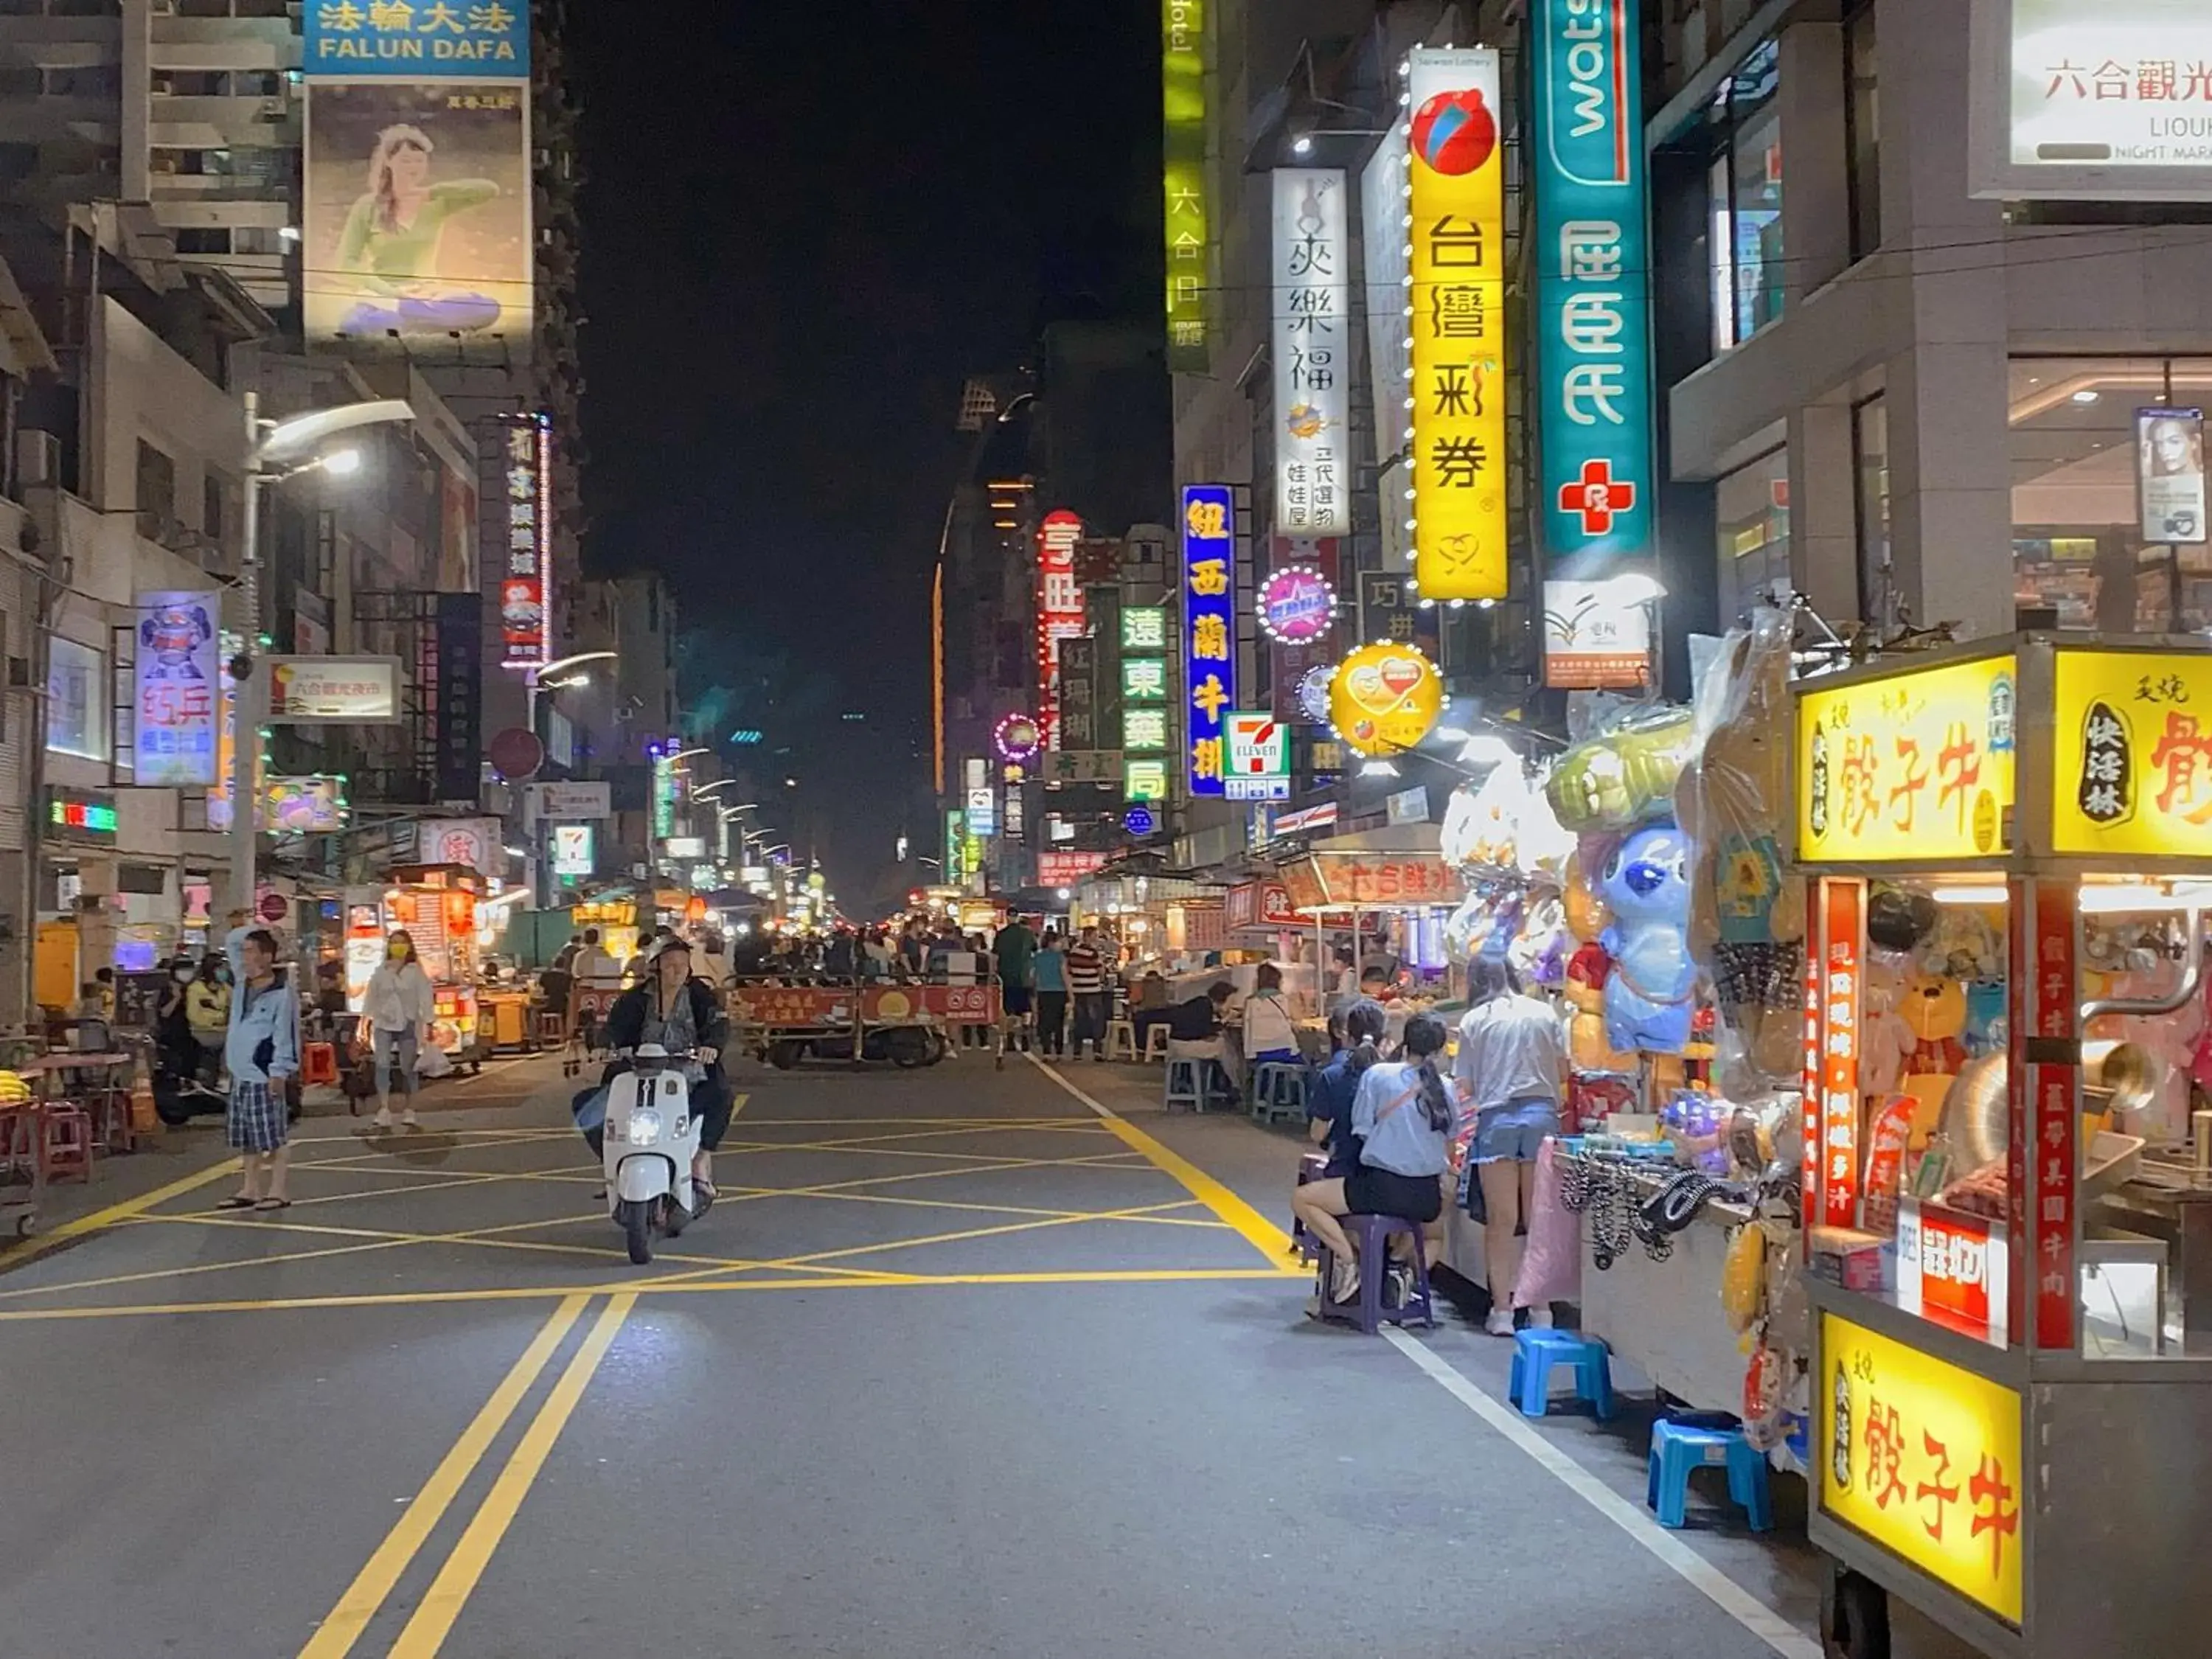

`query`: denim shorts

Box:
[1473,1096,1561,1164]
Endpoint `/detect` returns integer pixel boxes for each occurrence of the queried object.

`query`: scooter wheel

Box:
[618,1198,653,1265]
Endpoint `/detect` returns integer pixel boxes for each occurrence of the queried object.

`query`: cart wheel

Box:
[1820,1568,1891,1659]
[13,1214,32,1239]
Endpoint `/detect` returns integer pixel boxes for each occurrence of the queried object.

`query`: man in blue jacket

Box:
[218,923,299,1211]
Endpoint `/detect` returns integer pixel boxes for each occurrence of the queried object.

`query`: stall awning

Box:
[1279,824,1465,912]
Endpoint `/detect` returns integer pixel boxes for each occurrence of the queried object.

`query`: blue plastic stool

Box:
[1164,1054,1231,1113]
[1251,1062,1307,1125]
[1646,1419,1774,1532]
[1507,1328,1616,1421]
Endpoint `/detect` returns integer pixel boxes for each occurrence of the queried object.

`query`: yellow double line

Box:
[299,1291,633,1658]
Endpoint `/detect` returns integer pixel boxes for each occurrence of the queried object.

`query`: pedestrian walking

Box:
[365,928,436,1130]
[992,913,1038,1051]
[216,925,299,1212]
[1033,928,1068,1055]
[1065,925,1109,1060]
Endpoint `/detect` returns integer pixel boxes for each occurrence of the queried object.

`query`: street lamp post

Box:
[524,649,618,737]
[232,392,414,921]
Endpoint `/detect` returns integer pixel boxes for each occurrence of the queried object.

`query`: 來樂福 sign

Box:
[1271,169,1350,537]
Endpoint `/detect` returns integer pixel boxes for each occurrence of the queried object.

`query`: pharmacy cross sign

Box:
[1558,458,1636,537]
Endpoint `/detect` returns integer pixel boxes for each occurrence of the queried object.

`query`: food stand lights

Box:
[1798,636,2212,1659]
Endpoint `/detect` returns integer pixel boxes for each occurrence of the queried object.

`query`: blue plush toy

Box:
[1599,823,1697,1054]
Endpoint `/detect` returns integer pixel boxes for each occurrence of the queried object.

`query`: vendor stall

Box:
[384,863,487,1067]
[1796,635,2212,1659]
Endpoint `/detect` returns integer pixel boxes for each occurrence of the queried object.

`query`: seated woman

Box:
[1241,961,1301,1069]
[1290,1010,1455,1308]
[1303,998,1388,1183]
[587,936,734,1197]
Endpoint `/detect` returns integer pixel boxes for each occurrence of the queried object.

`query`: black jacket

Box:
[599,977,731,1091]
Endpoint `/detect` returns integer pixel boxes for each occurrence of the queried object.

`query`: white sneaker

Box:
[1329,1256,1361,1305]
[1526,1305,1554,1329]
[372,1107,394,1130]
[400,1109,420,1130]
[1485,1308,1516,1337]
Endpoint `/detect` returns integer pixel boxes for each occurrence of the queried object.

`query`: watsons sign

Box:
[305,1,531,80]
[1530,0,1655,574]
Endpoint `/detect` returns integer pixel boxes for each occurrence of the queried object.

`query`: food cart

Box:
[383,864,487,1070]
[1796,636,2212,1659]
[727,980,993,1069]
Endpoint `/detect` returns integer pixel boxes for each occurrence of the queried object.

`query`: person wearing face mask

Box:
[364,929,436,1130]
[156,953,198,1082]
[185,951,232,1085]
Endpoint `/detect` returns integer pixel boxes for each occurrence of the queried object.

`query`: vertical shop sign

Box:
[1801,925,1822,1232]
[1406,48,1508,602]
[1036,509,1086,751]
[1530,0,1655,571]
[1058,636,1097,752]
[1360,142,1410,462]
[1811,877,1864,1231]
[433,591,483,802]
[1271,169,1350,537]
[1120,605,1169,799]
[944,809,963,880]
[2028,877,2077,1352]
[1181,485,1234,797]
[479,412,552,669]
[1161,0,1211,372]
[133,590,220,787]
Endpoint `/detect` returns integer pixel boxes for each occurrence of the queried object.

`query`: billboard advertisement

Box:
[2138,406,2208,543]
[1161,0,1212,371]
[303,1,529,79]
[1270,168,1351,537]
[1972,0,2212,201]
[552,824,595,877]
[265,776,349,835]
[479,412,552,667]
[1543,577,1653,689]
[266,656,403,722]
[1531,0,1655,574]
[1181,484,1235,797]
[133,590,221,787]
[1407,49,1509,601]
[303,80,532,349]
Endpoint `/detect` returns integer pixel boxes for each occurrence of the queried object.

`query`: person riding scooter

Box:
[590,935,734,1200]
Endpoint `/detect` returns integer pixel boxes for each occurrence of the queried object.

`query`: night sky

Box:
[574,1,1159,904]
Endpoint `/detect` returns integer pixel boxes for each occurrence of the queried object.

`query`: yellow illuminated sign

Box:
[1161,0,1211,373]
[1328,641,1442,759]
[2052,647,2212,856]
[1407,48,1506,602]
[1819,1314,2023,1625]
[1798,655,2017,862]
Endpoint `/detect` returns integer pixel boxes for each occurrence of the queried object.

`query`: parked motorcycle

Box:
[600,1043,711,1265]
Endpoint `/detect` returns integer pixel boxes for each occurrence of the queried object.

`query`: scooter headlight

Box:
[626,1106,663,1145]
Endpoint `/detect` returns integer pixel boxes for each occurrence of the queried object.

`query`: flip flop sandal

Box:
[254,1197,292,1211]
[214,1195,257,1210]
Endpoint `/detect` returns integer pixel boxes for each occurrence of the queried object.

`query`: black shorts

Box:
[1343,1165,1444,1224]
[1001,985,1034,1016]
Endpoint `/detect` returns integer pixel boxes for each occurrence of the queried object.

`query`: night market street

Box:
[0,1053,1975,1659]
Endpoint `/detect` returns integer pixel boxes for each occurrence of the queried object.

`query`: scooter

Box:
[602,1044,712,1265]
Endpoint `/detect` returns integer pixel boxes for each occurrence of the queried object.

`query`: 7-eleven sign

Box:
[1224,710,1290,801]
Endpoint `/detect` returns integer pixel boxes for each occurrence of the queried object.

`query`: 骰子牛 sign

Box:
[2053,647,2212,857]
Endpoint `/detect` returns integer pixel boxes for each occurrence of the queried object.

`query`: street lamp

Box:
[232,392,414,917]
[524,649,617,734]
[692,779,738,801]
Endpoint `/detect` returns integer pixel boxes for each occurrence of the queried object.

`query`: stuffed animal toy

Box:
[1860,950,1919,1099]
[1599,823,1697,1054]
[1441,768,1522,871]
[1902,972,1969,1076]
[1561,846,1635,1070]
[1510,893,1569,990]
[1545,706,1698,832]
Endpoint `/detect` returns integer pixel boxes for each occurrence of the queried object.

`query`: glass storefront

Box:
[1708,41,1784,355]
[1717,437,1791,623]
[2009,356,2212,633]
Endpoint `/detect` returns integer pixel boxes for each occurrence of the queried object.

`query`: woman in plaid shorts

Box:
[217,925,300,1212]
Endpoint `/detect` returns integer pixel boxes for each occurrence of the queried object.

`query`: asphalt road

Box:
[0,1049,1980,1658]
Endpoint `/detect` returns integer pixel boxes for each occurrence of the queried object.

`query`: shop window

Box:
[1853,396,1891,626]
[1716,438,1791,622]
[1844,3,1881,260]
[1707,41,1784,355]
[135,439,175,543]
[47,636,105,761]
[2008,356,2212,633]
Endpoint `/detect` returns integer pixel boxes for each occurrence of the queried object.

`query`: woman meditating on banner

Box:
[335,124,503,336]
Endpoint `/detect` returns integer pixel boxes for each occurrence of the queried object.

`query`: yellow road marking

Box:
[722,1119,1108,1154]
[386,1295,635,1656]
[0,1230,430,1303]
[1025,1054,1293,1262]
[0,1151,240,1273]
[720,1183,1228,1226]
[0,1265,1306,1323]
[296,1295,589,1659]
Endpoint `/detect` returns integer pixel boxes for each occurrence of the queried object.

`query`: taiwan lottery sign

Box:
[1181,484,1235,797]
[2051,647,2212,856]
[304,0,529,78]
[1270,169,1350,537]
[1036,511,1085,751]
[1531,0,1655,571]
[134,590,220,787]
[1407,49,1508,602]
[1819,1312,2023,1624]
[1798,655,2020,863]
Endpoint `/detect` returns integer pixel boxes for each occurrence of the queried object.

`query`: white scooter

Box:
[602,1044,712,1265]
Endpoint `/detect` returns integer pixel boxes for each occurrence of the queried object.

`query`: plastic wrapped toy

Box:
[1599,823,1697,1054]
[1545,704,1698,833]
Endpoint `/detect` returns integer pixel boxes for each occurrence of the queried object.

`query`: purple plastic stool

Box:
[1315,1213,1436,1334]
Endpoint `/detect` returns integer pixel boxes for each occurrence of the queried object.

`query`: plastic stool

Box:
[1140,1022,1171,1062]
[1315,1214,1436,1334]
[301,1041,339,1088]
[1251,1062,1307,1125]
[41,1102,93,1184]
[1164,1055,1231,1112]
[1507,1328,1616,1421]
[1105,1019,1139,1062]
[1646,1419,1773,1532]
